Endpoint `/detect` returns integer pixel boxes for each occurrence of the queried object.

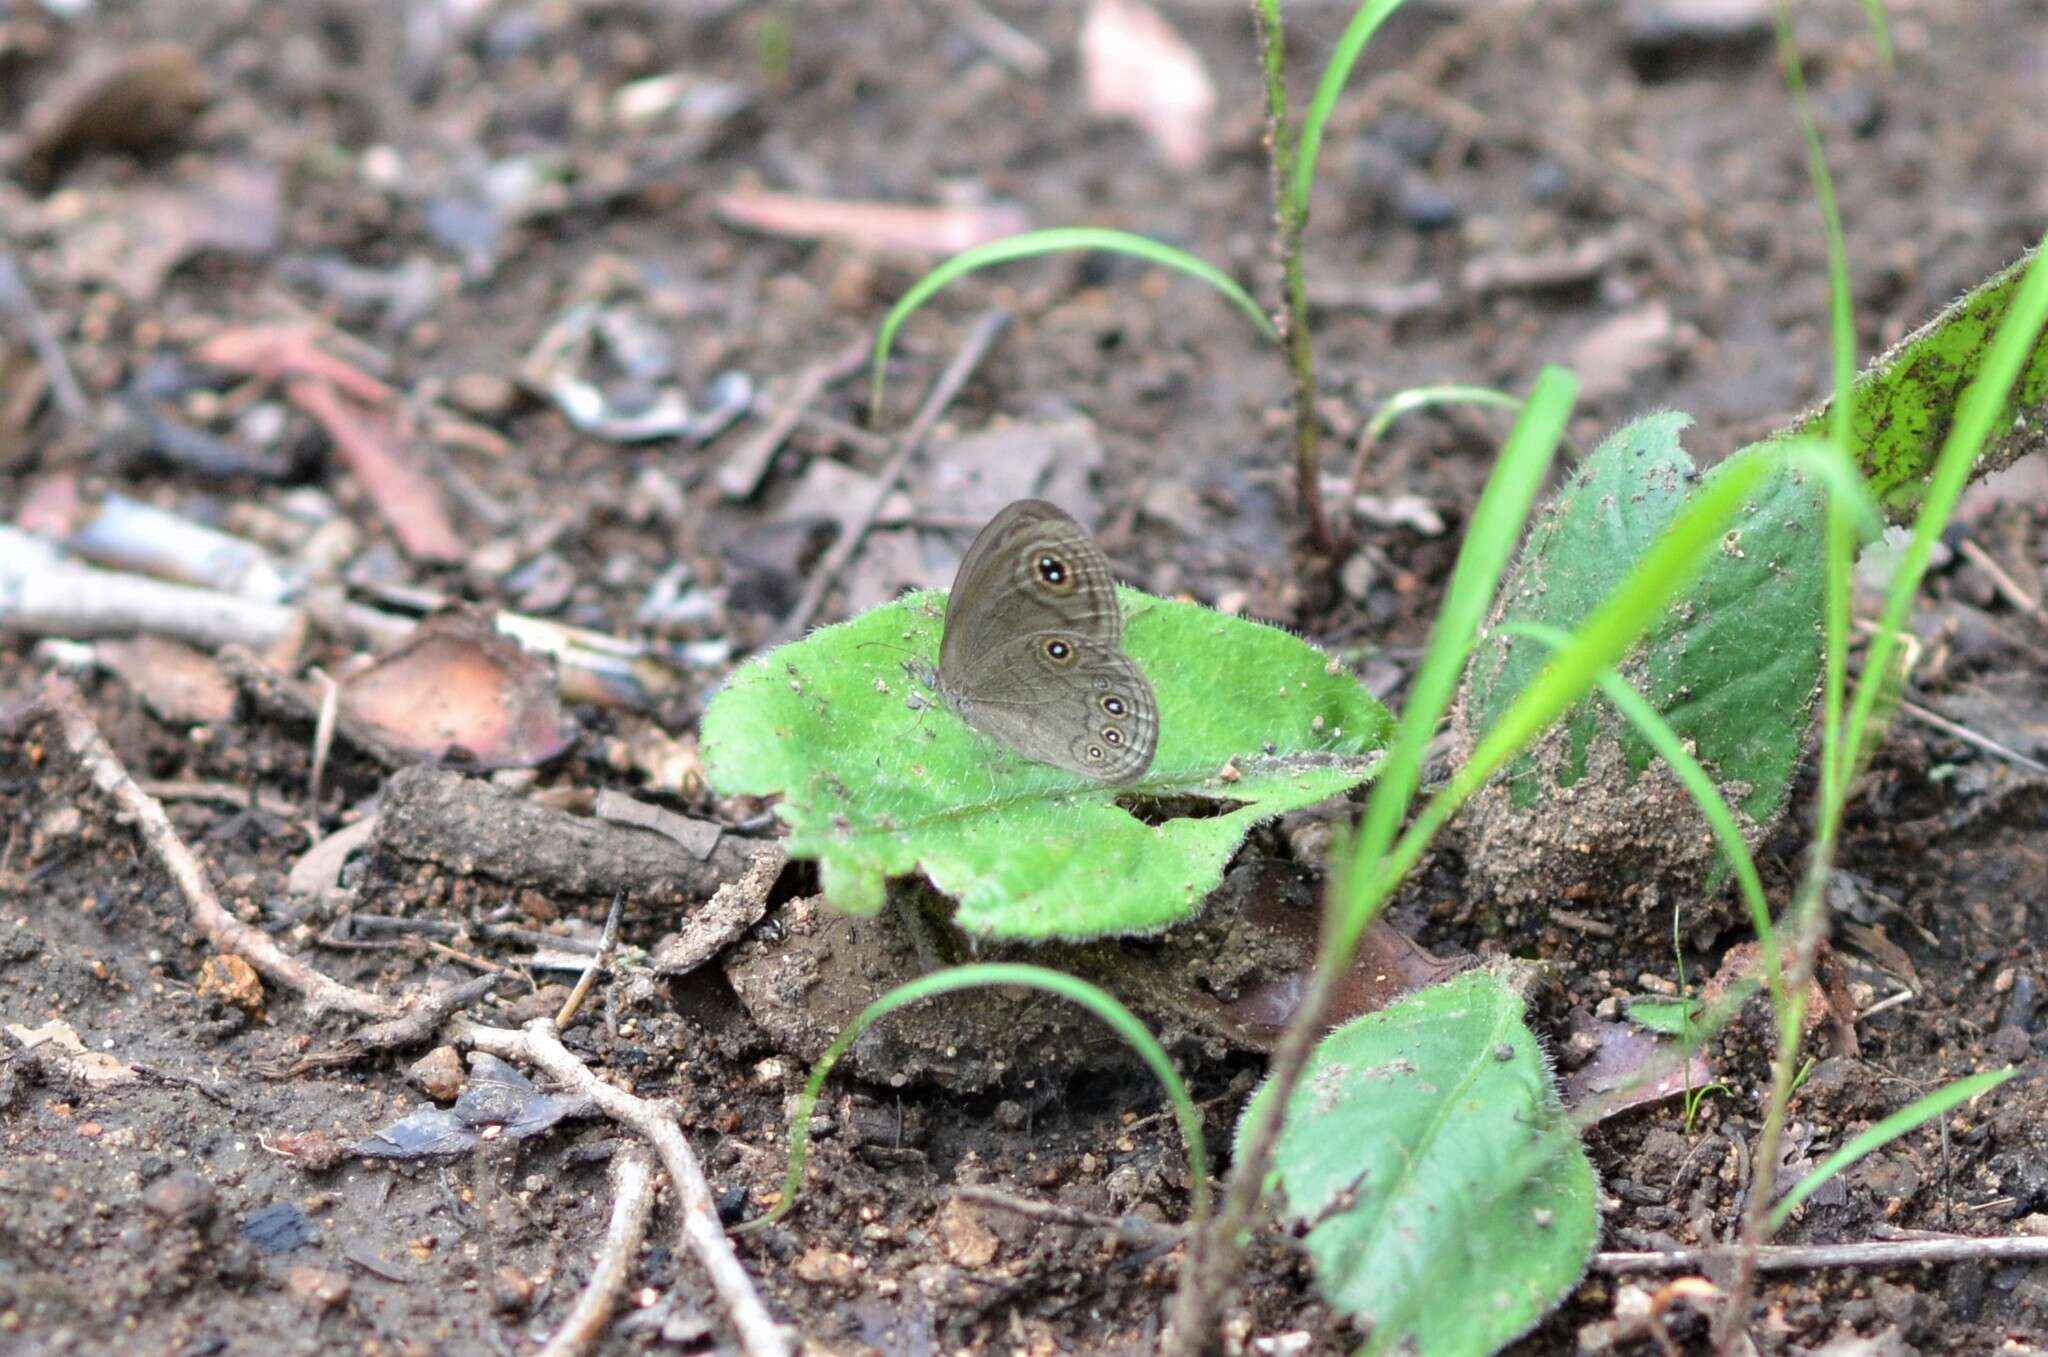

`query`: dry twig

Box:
[716,334,873,500]
[554,891,625,1026]
[535,1147,658,1357]
[458,1018,794,1357]
[39,676,401,1020]
[776,307,1010,641]
[1595,1233,2048,1274]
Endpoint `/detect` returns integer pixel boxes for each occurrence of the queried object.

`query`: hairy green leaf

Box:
[702,590,1391,940]
[1247,970,1597,1356]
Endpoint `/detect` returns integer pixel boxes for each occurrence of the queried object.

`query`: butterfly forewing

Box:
[935,499,1158,783]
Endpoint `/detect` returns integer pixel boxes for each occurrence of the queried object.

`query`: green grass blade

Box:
[1499,621,1779,1001]
[1337,364,1575,945]
[1774,0,1859,836]
[1293,0,1410,218]
[1840,236,2048,784]
[1361,383,1523,445]
[735,963,1209,1234]
[1770,1066,2013,1229]
[870,228,1277,417]
[1856,0,1894,66]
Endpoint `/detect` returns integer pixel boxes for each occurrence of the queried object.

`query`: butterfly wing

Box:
[937,500,1158,783]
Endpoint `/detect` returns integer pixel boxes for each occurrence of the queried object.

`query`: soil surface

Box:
[4,2,2048,1355]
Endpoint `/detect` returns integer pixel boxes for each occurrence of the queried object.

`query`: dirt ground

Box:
[4,1,2048,1354]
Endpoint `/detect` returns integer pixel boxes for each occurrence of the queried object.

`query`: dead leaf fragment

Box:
[96,636,236,725]
[194,327,396,405]
[5,1020,137,1087]
[713,190,1030,256]
[936,1199,1002,1269]
[287,379,465,562]
[1081,0,1216,170]
[16,42,210,187]
[1570,302,1680,402]
[56,162,281,300]
[1557,1013,1716,1122]
[338,608,575,768]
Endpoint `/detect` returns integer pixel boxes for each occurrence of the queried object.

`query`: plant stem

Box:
[1717,839,1834,1352]
[1251,0,1336,558]
[1163,952,1345,1355]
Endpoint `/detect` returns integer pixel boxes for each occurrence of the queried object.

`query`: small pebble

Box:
[446,372,517,419]
[141,1171,217,1228]
[407,1045,465,1102]
[283,1265,350,1313]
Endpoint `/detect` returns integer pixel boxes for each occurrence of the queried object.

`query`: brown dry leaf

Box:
[1557,1013,1716,1122]
[1080,0,1216,171]
[339,608,576,769]
[7,1020,138,1087]
[713,190,1030,255]
[15,42,210,187]
[1839,921,1924,990]
[97,635,236,724]
[1221,875,1464,1044]
[54,162,281,300]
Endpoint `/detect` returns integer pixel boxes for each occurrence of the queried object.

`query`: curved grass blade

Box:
[736,963,1209,1234]
[1770,1066,2013,1228]
[1338,364,1575,948]
[1293,0,1410,218]
[871,228,1277,416]
[1500,621,1779,1000]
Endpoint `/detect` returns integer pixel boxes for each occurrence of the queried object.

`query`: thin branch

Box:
[458,1019,794,1357]
[1899,698,2048,776]
[0,246,90,426]
[38,676,400,1020]
[776,307,1009,641]
[554,891,625,1026]
[953,1185,1183,1245]
[1596,1233,2048,1274]
[535,1147,658,1357]
[716,333,873,500]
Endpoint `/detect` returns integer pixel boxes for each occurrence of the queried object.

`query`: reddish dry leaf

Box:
[1559,1014,1717,1123]
[713,191,1030,256]
[1080,0,1216,171]
[339,608,576,769]
[194,326,396,404]
[286,378,464,563]
[1222,879,1465,1044]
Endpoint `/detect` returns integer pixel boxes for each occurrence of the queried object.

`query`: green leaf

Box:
[1247,970,1597,1356]
[1460,416,1871,905]
[1624,997,1697,1037]
[1464,412,1700,811]
[1784,246,2048,520]
[701,589,1392,940]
